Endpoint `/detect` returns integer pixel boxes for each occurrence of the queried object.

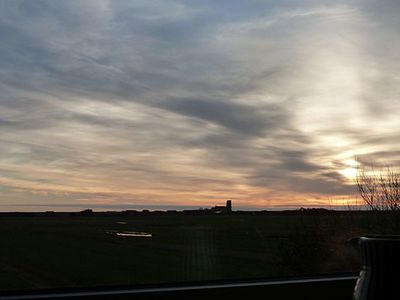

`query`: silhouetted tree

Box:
[355,165,400,211]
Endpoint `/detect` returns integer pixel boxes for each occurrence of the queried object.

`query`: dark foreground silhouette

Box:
[0,209,397,292]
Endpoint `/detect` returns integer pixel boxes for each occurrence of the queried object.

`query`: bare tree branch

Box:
[355,163,400,211]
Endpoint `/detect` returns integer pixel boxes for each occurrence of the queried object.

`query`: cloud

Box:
[158,97,289,136]
[0,0,399,209]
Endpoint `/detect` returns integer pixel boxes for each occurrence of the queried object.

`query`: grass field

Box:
[0,211,391,291]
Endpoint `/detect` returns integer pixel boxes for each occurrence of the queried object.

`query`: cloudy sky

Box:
[0,0,399,211]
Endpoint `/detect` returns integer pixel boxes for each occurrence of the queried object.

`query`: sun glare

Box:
[339,167,357,180]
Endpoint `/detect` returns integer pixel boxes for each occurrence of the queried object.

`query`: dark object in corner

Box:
[352,235,400,300]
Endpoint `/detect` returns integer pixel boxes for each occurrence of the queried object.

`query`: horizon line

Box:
[0,203,368,213]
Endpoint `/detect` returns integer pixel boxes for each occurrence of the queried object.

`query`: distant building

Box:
[211,200,233,214]
[182,200,233,215]
[80,209,93,215]
[227,200,232,213]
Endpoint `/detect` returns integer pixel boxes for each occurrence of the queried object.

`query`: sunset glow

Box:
[339,168,357,181]
[1,1,400,211]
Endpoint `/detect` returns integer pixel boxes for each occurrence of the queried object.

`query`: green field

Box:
[0,212,389,291]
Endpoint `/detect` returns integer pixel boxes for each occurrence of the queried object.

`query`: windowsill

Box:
[0,273,359,300]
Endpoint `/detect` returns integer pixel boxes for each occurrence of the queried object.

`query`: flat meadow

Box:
[0,211,391,291]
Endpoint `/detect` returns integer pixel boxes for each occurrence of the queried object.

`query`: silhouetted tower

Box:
[226,200,232,213]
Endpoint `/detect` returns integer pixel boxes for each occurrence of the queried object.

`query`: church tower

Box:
[226,200,232,213]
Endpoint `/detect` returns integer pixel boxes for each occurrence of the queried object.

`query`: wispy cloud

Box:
[0,0,399,210]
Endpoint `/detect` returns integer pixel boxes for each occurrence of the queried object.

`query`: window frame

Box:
[0,273,358,300]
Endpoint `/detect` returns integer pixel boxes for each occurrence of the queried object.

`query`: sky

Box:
[0,0,399,211]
